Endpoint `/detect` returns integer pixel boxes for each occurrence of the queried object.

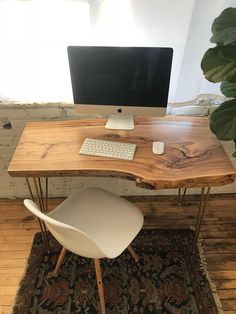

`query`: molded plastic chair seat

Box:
[48,187,143,258]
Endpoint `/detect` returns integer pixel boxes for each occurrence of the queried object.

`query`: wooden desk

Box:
[8,116,236,188]
[8,116,236,246]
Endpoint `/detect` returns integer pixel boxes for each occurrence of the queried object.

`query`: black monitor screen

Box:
[67,46,173,107]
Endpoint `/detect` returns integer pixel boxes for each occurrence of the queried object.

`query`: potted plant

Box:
[201,7,236,156]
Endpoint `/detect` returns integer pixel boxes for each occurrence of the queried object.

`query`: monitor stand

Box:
[105,115,134,130]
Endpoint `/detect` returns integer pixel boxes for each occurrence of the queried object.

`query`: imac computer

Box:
[67,46,173,130]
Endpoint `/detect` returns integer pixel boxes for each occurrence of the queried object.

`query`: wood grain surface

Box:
[8,116,236,189]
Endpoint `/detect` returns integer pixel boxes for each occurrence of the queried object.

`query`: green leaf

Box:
[210,99,236,140]
[211,7,236,46]
[221,82,236,97]
[201,45,236,83]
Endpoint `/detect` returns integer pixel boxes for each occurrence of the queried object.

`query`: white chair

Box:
[24,187,143,314]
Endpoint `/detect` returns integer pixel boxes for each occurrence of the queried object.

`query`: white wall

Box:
[0,0,91,102]
[0,0,234,103]
[176,0,236,101]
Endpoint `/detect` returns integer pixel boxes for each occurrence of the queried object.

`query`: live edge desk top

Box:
[8,116,236,190]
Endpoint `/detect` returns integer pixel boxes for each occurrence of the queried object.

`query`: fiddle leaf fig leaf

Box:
[202,8,236,150]
[201,45,236,83]
[210,99,236,140]
[211,7,236,46]
[221,82,236,97]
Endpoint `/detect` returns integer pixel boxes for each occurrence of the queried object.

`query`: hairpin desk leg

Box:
[194,186,211,246]
[25,177,50,252]
[178,188,187,207]
[45,177,48,211]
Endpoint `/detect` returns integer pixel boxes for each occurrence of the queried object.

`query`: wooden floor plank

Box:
[0,222,39,230]
[0,229,38,236]
[0,306,13,314]
[210,271,236,280]
[0,236,35,244]
[0,295,16,306]
[214,279,236,289]
[221,300,236,311]
[208,262,236,271]
[218,289,236,299]
[205,254,236,262]
[0,286,18,297]
[0,277,23,286]
[0,268,25,276]
[0,251,31,259]
[0,259,27,268]
[0,243,32,252]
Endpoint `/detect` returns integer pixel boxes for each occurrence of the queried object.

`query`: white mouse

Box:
[152,141,164,154]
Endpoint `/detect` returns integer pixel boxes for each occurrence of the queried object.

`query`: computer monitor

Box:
[67,46,173,130]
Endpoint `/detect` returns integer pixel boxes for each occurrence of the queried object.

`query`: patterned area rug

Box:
[13,229,221,314]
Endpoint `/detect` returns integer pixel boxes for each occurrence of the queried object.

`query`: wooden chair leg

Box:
[94,259,106,314]
[127,245,139,262]
[53,247,67,276]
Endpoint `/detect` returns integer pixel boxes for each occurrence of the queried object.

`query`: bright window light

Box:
[0,1,90,102]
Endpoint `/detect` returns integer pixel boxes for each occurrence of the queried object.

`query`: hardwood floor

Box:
[0,194,236,313]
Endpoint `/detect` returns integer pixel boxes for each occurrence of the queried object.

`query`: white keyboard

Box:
[79,138,136,160]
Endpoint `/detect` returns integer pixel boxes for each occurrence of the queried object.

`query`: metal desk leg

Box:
[178,188,187,207]
[194,186,211,246]
[45,177,48,211]
[25,177,50,251]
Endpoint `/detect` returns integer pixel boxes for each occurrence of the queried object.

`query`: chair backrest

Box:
[24,199,106,259]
